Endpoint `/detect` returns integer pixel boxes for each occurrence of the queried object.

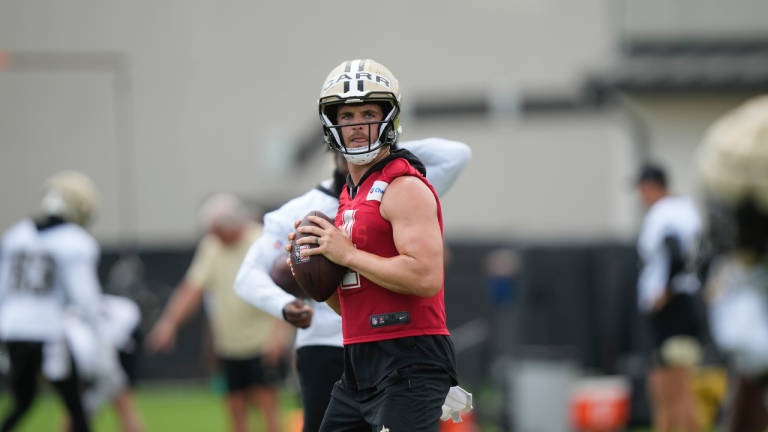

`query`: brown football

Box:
[270,253,308,299]
[290,211,347,302]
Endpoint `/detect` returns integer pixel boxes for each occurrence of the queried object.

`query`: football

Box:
[290,210,347,302]
[270,253,308,299]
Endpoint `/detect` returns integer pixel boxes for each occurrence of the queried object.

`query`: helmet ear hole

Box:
[375,101,393,118]
[323,104,340,125]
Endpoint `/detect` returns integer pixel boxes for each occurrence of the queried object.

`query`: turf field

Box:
[0,386,719,432]
[0,386,303,432]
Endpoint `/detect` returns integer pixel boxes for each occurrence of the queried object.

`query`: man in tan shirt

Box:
[147,193,290,432]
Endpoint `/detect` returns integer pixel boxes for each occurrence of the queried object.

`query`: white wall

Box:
[0,0,644,247]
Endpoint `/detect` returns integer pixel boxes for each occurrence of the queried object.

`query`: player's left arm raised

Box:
[296,176,443,298]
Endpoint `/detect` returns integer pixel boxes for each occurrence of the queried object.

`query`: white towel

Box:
[441,386,473,423]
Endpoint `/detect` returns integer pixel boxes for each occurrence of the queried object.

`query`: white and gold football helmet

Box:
[40,171,99,226]
[318,59,402,165]
[697,94,768,212]
[696,95,768,259]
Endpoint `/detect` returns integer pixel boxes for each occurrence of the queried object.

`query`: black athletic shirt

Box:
[342,334,458,390]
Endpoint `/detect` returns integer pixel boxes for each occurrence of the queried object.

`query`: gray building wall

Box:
[3,1,761,247]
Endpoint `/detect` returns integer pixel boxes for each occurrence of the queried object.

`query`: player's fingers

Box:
[286,308,313,328]
[289,303,311,312]
[297,225,324,236]
[293,219,302,229]
[300,245,324,256]
[338,227,351,239]
[287,232,296,241]
[295,318,311,329]
[307,215,335,230]
[295,235,321,246]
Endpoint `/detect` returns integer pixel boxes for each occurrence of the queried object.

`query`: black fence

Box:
[98,242,649,384]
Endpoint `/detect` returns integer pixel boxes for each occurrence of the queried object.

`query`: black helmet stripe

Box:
[344,60,354,93]
[358,59,366,71]
[348,59,363,93]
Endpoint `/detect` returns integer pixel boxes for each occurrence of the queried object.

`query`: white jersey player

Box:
[64,294,143,432]
[0,171,100,432]
[635,164,703,432]
[234,137,471,431]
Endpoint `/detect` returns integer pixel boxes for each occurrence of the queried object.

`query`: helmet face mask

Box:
[318,60,402,165]
[321,101,401,165]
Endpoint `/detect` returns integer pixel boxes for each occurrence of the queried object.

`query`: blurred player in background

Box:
[697,95,768,432]
[235,137,470,432]
[0,171,101,432]
[146,193,290,432]
[635,164,703,432]
[64,293,144,432]
[287,59,460,431]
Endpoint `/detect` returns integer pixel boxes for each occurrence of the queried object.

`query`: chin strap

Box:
[344,147,382,165]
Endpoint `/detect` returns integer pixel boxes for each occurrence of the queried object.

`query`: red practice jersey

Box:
[335,157,450,345]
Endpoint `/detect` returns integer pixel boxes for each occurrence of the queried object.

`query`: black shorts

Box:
[318,364,452,432]
[649,293,702,347]
[219,355,286,393]
[648,293,703,365]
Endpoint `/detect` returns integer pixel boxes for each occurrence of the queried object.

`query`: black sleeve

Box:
[663,235,686,291]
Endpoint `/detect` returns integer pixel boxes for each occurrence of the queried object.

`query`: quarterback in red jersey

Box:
[287,59,457,431]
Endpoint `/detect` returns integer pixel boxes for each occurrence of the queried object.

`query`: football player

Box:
[0,171,101,432]
[635,164,703,432]
[234,68,471,431]
[287,59,460,431]
[697,95,768,432]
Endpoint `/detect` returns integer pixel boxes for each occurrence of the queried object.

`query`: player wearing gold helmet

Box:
[288,59,463,432]
[0,171,101,432]
[698,95,768,432]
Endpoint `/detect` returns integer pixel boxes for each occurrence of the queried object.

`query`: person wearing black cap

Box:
[636,163,703,432]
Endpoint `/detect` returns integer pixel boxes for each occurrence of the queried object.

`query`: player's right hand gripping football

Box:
[286,218,354,267]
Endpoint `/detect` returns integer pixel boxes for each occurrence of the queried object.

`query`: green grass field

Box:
[0,386,723,432]
[0,386,303,432]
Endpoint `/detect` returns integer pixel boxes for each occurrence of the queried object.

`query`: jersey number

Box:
[11,252,56,294]
[340,210,362,289]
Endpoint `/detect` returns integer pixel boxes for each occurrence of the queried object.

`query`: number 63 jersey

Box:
[0,219,101,342]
